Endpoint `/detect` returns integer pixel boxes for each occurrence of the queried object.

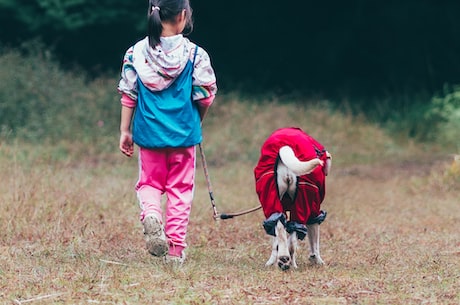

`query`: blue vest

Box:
[133,49,201,148]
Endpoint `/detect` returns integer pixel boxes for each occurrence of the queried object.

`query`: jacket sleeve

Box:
[117,46,138,102]
[192,47,217,107]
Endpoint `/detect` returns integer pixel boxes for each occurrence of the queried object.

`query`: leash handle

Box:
[198,143,219,220]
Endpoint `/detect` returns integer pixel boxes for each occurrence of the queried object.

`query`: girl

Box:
[118,0,217,264]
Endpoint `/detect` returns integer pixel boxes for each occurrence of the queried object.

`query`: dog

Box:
[254,127,331,270]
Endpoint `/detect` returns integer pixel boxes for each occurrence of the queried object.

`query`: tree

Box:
[1,0,460,96]
[0,0,146,73]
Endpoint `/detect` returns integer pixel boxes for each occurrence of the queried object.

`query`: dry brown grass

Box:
[0,99,459,304]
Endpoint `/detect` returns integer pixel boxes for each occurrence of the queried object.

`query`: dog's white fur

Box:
[265,146,331,270]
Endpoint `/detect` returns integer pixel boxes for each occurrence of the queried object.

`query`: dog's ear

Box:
[279,146,323,176]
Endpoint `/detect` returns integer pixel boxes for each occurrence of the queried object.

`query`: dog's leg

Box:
[288,232,298,268]
[265,236,278,266]
[266,220,291,269]
[306,223,324,265]
[275,220,291,270]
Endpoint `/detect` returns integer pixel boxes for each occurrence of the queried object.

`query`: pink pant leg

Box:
[164,146,196,256]
[136,148,168,222]
[136,146,196,257]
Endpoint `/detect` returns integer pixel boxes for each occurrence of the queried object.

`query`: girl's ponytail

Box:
[148,0,162,48]
[147,0,194,48]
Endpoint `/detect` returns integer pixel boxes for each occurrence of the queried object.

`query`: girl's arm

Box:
[117,46,137,157]
[196,96,214,121]
[119,105,135,157]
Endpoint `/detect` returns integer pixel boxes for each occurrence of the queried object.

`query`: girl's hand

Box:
[119,131,134,157]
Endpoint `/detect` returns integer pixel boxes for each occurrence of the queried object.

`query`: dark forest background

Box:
[1,0,459,99]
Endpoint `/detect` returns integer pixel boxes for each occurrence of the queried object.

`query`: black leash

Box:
[198,142,261,220]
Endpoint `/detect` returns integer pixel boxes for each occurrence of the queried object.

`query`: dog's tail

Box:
[279,146,323,176]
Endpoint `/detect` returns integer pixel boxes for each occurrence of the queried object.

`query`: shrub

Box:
[427,85,460,150]
[0,43,120,145]
[1,43,459,155]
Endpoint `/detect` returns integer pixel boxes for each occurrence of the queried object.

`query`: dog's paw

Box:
[309,254,324,266]
[278,255,291,271]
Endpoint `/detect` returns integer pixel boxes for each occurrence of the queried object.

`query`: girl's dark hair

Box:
[148,0,194,48]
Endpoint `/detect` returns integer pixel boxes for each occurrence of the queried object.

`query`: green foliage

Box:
[426,85,460,148]
[0,43,120,145]
[2,0,460,96]
[1,45,459,156]
[0,0,144,31]
[334,88,460,150]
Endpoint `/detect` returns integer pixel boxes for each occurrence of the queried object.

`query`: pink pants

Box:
[136,146,196,256]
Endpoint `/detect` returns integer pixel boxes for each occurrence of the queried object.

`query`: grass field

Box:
[0,99,459,304]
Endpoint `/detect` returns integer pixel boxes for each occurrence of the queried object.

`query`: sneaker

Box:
[164,252,186,265]
[143,215,168,257]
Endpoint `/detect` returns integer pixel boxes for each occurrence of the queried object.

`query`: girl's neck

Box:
[161,23,181,37]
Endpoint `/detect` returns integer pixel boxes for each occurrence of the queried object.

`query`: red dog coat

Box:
[254,127,328,226]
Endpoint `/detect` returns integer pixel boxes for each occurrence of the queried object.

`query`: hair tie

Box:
[152,6,160,12]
